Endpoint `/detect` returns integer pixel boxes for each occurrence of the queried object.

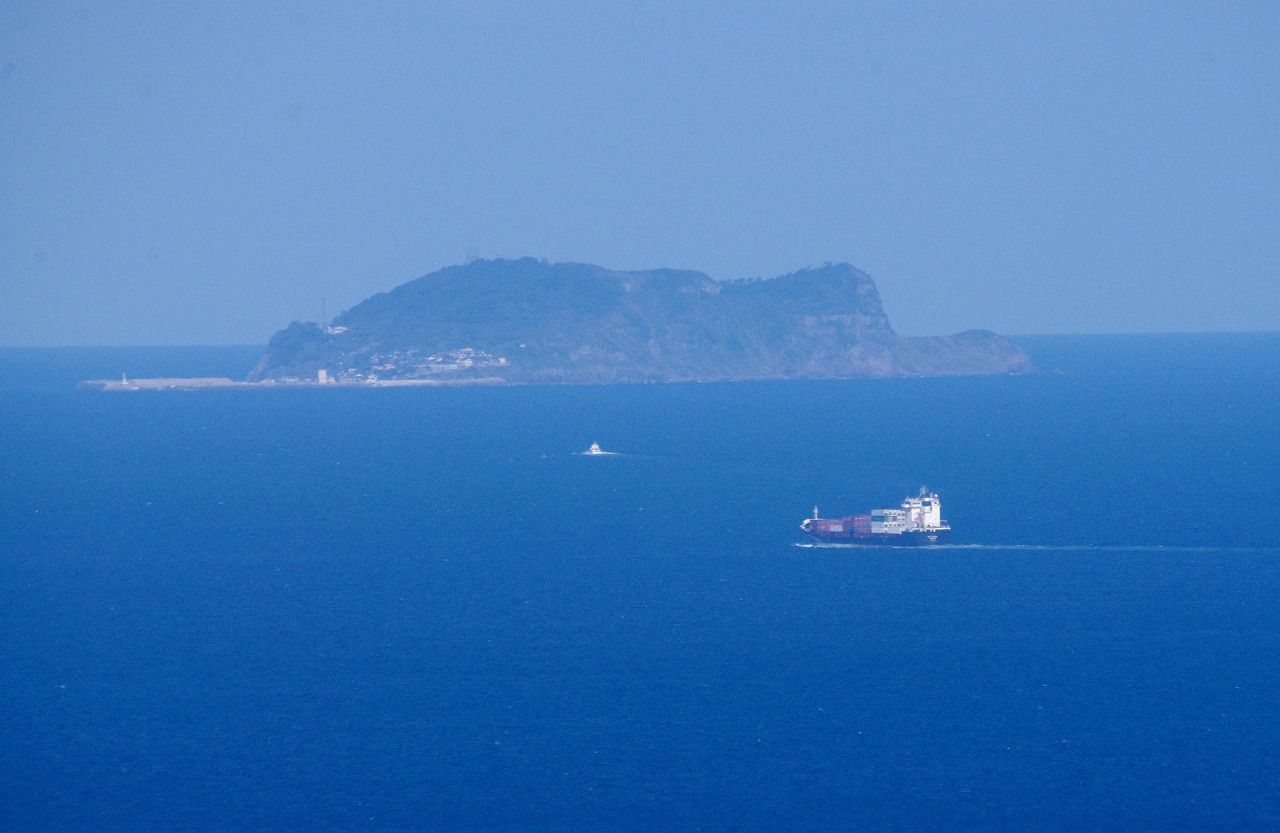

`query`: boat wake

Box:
[576,442,620,457]
[793,542,1276,553]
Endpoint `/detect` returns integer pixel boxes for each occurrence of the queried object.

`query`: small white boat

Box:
[579,442,616,456]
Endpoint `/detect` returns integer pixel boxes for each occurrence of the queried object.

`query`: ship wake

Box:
[793,542,1276,553]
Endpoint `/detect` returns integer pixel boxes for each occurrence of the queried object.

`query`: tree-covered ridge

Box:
[249,258,1031,383]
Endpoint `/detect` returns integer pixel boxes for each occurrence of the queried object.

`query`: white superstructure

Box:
[870,488,949,535]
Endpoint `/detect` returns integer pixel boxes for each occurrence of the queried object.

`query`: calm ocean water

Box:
[1,334,1278,832]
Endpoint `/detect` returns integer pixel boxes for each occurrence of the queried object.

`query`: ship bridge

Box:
[902,488,947,531]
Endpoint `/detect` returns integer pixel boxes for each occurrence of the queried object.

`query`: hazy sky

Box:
[2,1,1277,345]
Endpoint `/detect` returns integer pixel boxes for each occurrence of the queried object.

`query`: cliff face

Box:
[249,258,1031,383]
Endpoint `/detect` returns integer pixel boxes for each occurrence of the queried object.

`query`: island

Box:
[248,258,1030,384]
[82,258,1032,390]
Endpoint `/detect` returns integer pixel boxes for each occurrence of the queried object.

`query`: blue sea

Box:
[2,334,1278,832]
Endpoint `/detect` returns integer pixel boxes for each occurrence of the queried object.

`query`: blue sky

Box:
[2,1,1277,345]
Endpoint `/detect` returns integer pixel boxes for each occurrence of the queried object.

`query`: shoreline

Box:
[77,376,509,391]
[77,369,1037,391]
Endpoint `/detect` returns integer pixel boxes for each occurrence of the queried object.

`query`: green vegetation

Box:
[249,258,1031,383]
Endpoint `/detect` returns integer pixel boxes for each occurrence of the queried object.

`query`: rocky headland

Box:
[249,258,1032,384]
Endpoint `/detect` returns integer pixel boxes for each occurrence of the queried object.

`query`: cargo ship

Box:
[800,488,951,545]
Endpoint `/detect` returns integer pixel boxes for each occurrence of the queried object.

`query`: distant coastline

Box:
[249,258,1032,385]
[78,257,1037,389]
[77,374,507,391]
[54,332,1280,392]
